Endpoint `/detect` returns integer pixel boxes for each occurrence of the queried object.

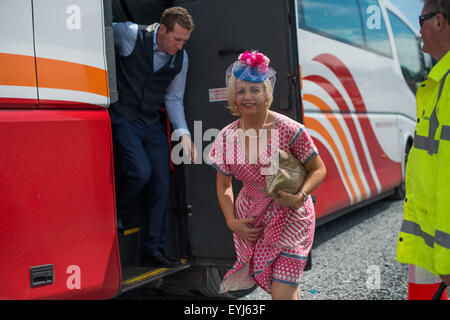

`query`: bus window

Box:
[299,0,364,46]
[360,0,392,57]
[388,10,423,93]
[422,51,435,75]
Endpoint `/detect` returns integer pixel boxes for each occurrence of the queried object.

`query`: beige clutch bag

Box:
[265,149,307,198]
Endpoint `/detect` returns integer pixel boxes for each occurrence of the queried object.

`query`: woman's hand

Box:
[227,217,264,244]
[273,189,303,209]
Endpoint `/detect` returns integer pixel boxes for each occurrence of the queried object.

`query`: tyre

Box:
[391,140,412,200]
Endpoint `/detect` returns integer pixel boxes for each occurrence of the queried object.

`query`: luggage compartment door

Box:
[0,110,120,299]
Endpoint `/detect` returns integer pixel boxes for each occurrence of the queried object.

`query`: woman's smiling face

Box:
[234,80,267,117]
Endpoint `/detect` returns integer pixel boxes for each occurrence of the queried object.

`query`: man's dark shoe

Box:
[159,250,182,266]
[142,248,181,268]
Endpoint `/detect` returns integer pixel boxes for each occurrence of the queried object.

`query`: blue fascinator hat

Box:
[232,62,268,83]
[226,50,276,89]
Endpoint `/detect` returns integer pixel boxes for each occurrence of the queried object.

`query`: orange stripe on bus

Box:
[305,116,357,202]
[0,53,109,97]
[36,56,109,97]
[304,94,367,200]
[0,53,37,87]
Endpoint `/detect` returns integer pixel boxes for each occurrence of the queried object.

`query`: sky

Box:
[389,0,423,32]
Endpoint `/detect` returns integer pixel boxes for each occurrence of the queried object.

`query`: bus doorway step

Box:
[121,261,190,293]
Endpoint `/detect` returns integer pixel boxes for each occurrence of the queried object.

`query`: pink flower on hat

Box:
[239,50,270,73]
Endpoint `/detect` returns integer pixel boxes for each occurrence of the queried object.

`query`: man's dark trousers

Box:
[110,109,171,251]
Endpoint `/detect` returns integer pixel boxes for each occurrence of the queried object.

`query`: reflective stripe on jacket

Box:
[396,51,450,277]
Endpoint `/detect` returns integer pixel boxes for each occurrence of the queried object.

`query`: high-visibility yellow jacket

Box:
[396,50,450,277]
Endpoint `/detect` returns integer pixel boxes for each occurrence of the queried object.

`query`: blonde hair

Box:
[226,75,274,116]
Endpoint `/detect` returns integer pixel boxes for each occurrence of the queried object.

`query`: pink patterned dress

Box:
[208,111,318,294]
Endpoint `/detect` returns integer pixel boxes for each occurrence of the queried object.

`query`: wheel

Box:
[391,140,412,200]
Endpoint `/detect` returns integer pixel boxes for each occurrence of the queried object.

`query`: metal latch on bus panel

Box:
[30,264,54,288]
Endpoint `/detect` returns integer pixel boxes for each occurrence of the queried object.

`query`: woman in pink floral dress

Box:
[208,51,326,300]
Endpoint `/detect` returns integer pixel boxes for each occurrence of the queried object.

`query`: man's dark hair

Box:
[422,0,450,25]
[160,6,194,32]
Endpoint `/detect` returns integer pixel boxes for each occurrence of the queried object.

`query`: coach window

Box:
[388,10,423,93]
[299,0,365,46]
[360,0,392,57]
[422,51,435,75]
